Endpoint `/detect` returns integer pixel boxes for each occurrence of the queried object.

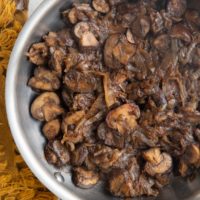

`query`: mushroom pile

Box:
[27,0,200,198]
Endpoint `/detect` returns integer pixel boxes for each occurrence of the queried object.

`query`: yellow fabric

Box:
[0,0,57,199]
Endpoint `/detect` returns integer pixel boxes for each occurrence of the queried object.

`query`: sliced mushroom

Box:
[64,70,98,93]
[62,130,84,144]
[104,34,121,69]
[42,103,64,122]
[62,110,85,131]
[45,29,74,48]
[44,145,58,165]
[31,92,64,121]
[104,34,136,69]
[43,32,58,47]
[143,148,163,165]
[97,122,124,149]
[44,140,70,167]
[144,148,172,176]
[167,0,187,18]
[73,167,99,189]
[84,157,96,171]
[171,24,191,43]
[161,10,173,30]
[108,168,158,197]
[67,8,78,24]
[92,0,110,14]
[27,42,49,65]
[80,31,99,49]
[90,145,122,170]
[52,140,70,165]
[74,22,90,39]
[57,29,74,47]
[106,103,140,134]
[74,21,100,49]
[112,35,136,65]
[182,144,200,164]
[111,69,131,85]
[108,169,134,197]
[64,48,80,72]
[61,111,85,144]
[71,145,88,166]
[73,93,95,111]
[150,10,164,34]
[153,34,170,51]
[185,9,200,30]
[50,49,65,77]
[131,16,150,38]
[64,3,97,23]
[28,67,60,91]
[42,119,60,140]
[74,3,98,21]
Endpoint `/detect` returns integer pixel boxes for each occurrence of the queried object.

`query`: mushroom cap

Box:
[64,70,98,93]
[79,31,99,48]
[143,148,163,165]
[145,153,172,176]
[104,34,136,69]
[171,24,191,43]
[106,103,140,134]
[167,0,187,18]
[183,144,200,164]
[42,119,60,140]
[68,8,78,24]
[31,92,61,121]
[28,67,60,91]
[74,22,90,39]
[73,167,99,189]
[92,0,110,14]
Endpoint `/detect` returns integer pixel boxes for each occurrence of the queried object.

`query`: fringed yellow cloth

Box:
[0,0,57,199]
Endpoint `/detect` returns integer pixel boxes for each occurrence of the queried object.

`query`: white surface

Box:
[29,0,44,16]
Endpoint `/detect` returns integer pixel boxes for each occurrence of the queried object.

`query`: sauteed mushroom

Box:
[92,0,110,14]
[80,31,99,49]
[28,0,200,198]
[104,34,136,68]
[31,92,64,121]
[42,119,60,140]
[27,42,48,65]
[97,122,124,149]
[167,0,186,18]
[171,24,191,43]
[71,145,88,166]
[44,140,70,167]
[28,67,60,91]
[153,34,170,50]
[143,148,173,176]
[74,22,90,39]
[64,70,98,92]
[106,103,140,134]
[73,167,99,188]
